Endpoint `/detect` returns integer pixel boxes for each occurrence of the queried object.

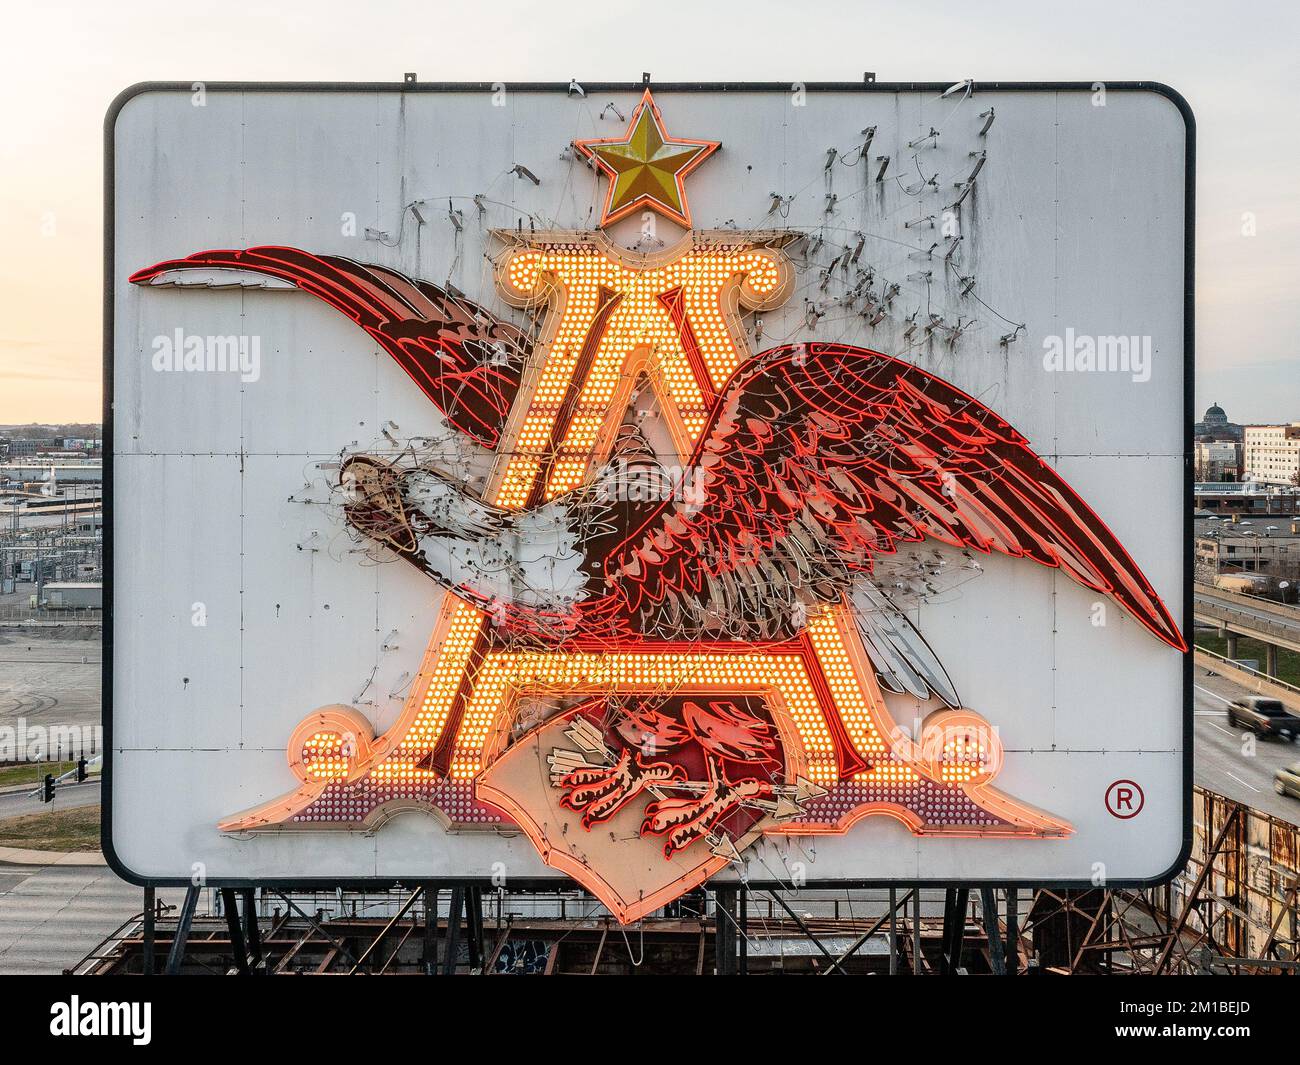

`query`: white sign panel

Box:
[108,82,1190,917]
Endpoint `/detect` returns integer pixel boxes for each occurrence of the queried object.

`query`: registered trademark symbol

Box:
[1105,779,1144,819]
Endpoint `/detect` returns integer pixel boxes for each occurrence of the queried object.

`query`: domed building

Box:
[1194,402,1242,442]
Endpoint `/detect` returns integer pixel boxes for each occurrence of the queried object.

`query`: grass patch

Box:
[1196,632,1300,688]
[0,761,75,788]
[0,804,100,852]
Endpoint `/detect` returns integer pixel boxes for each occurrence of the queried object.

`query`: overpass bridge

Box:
[1193,581,1300,676]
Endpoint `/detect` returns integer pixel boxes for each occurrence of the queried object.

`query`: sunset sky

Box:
[1,0,1296,424]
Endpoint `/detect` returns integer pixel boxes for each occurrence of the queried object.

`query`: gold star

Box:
[575,89,720,229]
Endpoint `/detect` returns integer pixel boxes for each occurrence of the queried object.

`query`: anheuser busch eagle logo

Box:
[130,90,1183,923]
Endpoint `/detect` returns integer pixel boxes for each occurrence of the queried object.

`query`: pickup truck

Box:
[1227,697,1299,740]
[1275,761,1300,799]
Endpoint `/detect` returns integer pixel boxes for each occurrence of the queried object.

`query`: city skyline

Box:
[7,395,1300,433]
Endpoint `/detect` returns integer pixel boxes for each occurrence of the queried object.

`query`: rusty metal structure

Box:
[1023,788,1299,974]
[73,787,1298,975]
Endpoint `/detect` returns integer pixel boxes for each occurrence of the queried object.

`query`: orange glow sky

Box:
[1,0,1297,424]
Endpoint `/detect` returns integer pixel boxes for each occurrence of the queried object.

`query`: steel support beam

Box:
[443,886,465,975]
[346,886,423,974]
[912,888,923,973]
[164,885,200,976]
[422,883,440,975]
[981,887,1006,975]
[142,886,156,976]
[819,890,912,976]
[1006,888,1019,976]
[939,887,969,974]
[714,888,737,975]
[888,888,898,975]
[1154,808,1241,974]
[242,888,262,969]
[271,891,360,969]
[466,885,484,970]
[738,887,748,976]
[767,890,837,968]
[220,888,250,975]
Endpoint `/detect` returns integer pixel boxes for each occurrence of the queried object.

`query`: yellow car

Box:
[1276,762,1300,800]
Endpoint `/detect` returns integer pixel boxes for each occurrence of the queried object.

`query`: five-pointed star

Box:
[575,89,720,229]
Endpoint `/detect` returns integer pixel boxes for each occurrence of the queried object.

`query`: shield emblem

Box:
[476,702,779,923]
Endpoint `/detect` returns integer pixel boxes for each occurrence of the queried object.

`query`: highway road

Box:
[0,777,101,820]
[0,861,188,975]
[0,863,136,974]
[1193,586,1300,654]
[1195,669,1300,824]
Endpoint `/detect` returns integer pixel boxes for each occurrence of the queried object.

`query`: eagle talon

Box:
[559,748,684,829]
[642,757,774,856]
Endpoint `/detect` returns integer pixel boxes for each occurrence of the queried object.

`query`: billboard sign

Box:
[108,81,1191,920]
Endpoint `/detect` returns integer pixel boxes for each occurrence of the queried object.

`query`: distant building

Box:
[39,582,102,610]
[1195,517,1300,583]
[1243,424,1300,486]
[0,463,102,484]
[1194,402,1243,441]
[60,437,103,453]
[1194,439,1240,481]
[1194,482,1300,516]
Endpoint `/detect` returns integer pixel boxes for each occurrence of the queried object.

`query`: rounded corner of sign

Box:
[1135,82,1196,139]
[105,82,170,137]
[1135,833,1195,889]
[99,827,159,888]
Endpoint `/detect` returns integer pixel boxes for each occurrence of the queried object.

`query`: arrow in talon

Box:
[744,795,805,819]
[708,834,742,863]
[765,777,827,802]
[772,795,804,818]
[793,776,829,803]
[547,748,598,783]
[565,717,613,759]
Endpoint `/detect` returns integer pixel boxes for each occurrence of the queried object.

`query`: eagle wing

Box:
[605,342,1185,651]
[129,245,530,448]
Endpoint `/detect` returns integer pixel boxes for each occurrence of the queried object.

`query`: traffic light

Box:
[42,774,55,804]
[76,757,87,782]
